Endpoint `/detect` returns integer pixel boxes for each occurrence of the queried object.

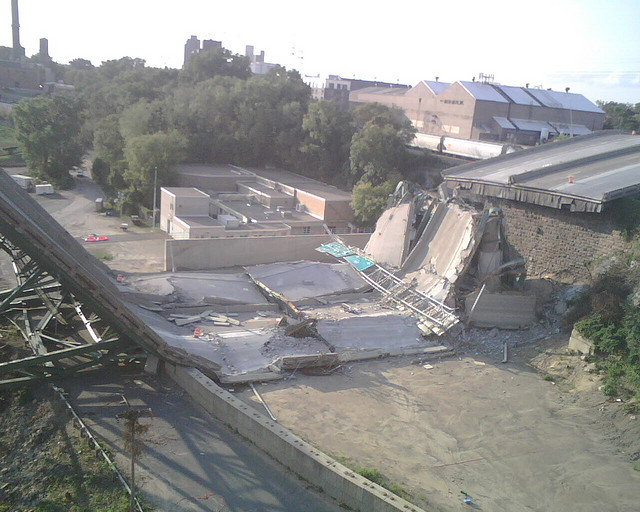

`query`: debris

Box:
[139,304,163,312]
[250,382,277,421]
[341,303,361,315]
[173,315,202,326]
[285,318,318,338]
[423,364,434,370]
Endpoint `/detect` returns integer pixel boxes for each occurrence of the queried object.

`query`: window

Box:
[302,226,311,234]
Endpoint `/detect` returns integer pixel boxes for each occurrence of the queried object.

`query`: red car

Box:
[83,234,109,242]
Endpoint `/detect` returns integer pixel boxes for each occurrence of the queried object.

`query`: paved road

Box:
[60,366,343,512]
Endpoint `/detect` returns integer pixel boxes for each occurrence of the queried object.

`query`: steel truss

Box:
[0,236,141,389]
[318,228,460,336]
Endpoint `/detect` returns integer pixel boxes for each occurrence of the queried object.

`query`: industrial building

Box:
[161,164,356,239]
[349,77,604,145]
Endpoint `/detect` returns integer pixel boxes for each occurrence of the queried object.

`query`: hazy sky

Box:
[6,0,640,103]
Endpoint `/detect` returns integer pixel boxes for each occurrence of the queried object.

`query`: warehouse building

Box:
[349,78,604,145]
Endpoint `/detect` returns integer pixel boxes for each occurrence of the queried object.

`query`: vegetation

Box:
[9,44,436,224]
[335,457,409,499]
[570,243,640,401]
[0,323,144,511]
[12,94,83,188]
[350,180,395,225]
[597,101,640,132]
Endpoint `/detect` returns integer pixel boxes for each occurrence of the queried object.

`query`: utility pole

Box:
[152,166,158,230]
[565,87,574,137]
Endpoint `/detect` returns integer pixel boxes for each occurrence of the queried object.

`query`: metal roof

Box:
[525,88,604,114]
[549,122,592,136]
[443,132,640,211]
[423,80,451,94]
[458,81,509,103]
[493,116,516,130]
[509,118,555,133]
[495,85,541,106]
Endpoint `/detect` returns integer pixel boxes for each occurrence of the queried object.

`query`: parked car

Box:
[83,234,109,242]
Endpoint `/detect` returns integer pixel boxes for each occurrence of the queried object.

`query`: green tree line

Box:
[8,46,418,222]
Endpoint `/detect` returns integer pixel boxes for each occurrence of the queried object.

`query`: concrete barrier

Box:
[165,363,426,512]
[165,233,371,271]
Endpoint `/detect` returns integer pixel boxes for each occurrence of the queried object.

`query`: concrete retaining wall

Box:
[165,233,371,271]
[165,363,426,512]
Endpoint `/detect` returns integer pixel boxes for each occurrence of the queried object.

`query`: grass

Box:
[88,249,114,261]
[335,456,409,499]
[0,321,149,511]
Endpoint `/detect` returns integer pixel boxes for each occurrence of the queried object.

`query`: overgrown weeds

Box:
[570,246,640,402]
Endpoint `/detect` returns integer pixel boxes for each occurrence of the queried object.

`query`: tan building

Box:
[349,79,604,145]
[161,164,357,240]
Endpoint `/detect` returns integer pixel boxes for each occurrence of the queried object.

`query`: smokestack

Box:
[39,38,50,61]
[11,0,25,60]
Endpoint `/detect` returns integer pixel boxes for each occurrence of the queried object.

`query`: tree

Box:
[301,100,354,184]
[352,102,416,144]
[350,123,408,185]
[232,68,310,167]
[93,114,126,194]
[122,131,187,210]
[182,46,251,83]
[12,94,83,188]
[597,101,640,132]
[349,103,417,186]
[119,100,167,139]
[350,180,396,226]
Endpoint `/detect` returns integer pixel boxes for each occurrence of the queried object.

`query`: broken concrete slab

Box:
[131,272,267,305]
[144,353,160,375]
[278,353,340,370]
[402,202,476,302]
[465,291,536,329]
[317,312,425,351]
[364,202,414,268]
[568,328,594,355]
[245,261,367,302]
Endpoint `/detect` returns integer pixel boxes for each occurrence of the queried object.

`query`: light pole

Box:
[565,87,574,137]
[152,166,157,230]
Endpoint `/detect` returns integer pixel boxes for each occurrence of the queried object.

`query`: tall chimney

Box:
[11,0,25,60]
[39,38,51,62]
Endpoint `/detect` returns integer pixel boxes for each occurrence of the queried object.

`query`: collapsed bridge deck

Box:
[0,170,212,378]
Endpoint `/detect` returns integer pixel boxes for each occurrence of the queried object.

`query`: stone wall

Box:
[492,199,629,282]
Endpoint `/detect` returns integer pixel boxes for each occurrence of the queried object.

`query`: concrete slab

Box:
[130,272,267,305]
[465,291,537,329]
[364,202,413,268]
[568,328,594,355]
[402,203,476,302]
[245,261,367,302]
[317,312,425,351]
